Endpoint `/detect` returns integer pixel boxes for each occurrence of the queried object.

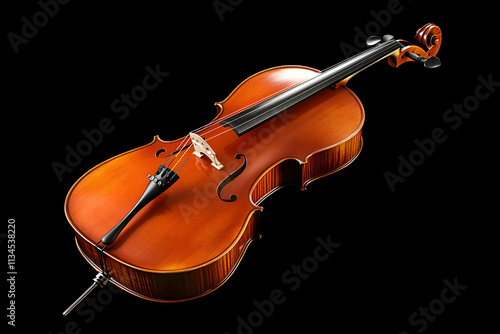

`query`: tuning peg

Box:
[422,56,441,69]
[382,34,394,42]
[366,36,382,47]
[405,51,441,69]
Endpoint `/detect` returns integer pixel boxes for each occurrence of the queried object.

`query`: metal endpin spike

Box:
[63,272,108,317]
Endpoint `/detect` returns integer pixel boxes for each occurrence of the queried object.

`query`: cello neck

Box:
[324,38,401,85]
[220,39,401,136]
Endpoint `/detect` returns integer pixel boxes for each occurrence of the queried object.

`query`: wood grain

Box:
[65,65,364,302]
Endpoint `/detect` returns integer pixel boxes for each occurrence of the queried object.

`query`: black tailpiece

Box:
[101,165,179,246]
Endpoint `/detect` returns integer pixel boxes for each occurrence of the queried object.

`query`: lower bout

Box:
[75,210,261,302]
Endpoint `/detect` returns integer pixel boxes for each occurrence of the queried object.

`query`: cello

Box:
[63,23,442,315]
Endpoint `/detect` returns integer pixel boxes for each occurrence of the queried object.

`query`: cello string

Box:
[191,40,400,140]
[160,150,176,168]
[163,41,401,167]
[168,79,306,149]
[174,46,372,141]
[163,74,325,168]
[162,79,308,171]
[193,81,303,135]
[158,132,192,169]
[162,79,305,164]
[170,151,192,178]
[163,75,325,175]
[170,137,194,171]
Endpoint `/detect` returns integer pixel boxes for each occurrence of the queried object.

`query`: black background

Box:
[4,0,497,333]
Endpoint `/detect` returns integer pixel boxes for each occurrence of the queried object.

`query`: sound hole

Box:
[155,148,167,157]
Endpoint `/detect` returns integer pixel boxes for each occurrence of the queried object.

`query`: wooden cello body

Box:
[63,23,442,311]
[66,65,363,301]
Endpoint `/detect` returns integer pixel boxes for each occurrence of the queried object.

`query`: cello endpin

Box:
[62,272,108,317]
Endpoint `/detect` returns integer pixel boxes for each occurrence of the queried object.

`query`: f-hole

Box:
[155,148,167,157]
[217,154,247,202]
[155,139,202,158]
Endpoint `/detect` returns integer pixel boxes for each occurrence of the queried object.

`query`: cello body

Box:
[65,65,364,301]
[64,23,442,308]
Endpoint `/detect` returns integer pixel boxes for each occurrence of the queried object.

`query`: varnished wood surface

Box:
[65,65,364,301]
